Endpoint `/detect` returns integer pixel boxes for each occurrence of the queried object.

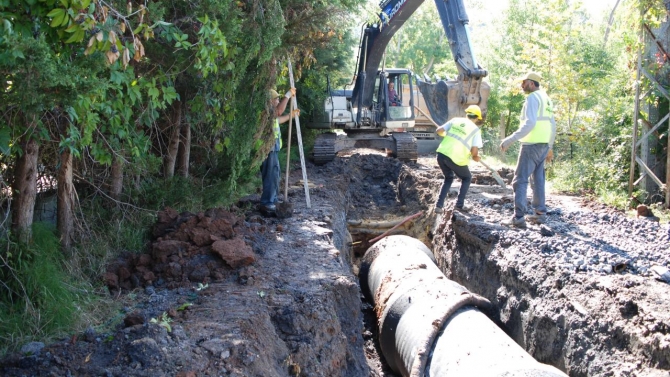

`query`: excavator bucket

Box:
[416,79,452,126]
[416,77,490,126]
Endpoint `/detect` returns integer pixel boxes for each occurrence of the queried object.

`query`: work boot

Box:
[454,204,471,213]
[502,216,526,229]
[259,204,277,217]
[527,213,548,224]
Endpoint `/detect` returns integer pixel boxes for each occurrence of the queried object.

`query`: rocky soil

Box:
[0,149,669,377]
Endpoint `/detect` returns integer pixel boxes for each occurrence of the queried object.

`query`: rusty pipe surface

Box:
[359,235,567,377]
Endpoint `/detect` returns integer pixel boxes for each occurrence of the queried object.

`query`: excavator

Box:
[306,0,490,164]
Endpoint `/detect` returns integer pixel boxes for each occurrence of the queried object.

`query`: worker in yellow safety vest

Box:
[500,71,556,228]
[434,105,484,213]
[260,87,299,216]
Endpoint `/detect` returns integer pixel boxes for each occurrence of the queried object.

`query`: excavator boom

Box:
[352,0,488,119]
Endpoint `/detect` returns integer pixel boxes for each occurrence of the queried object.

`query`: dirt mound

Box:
[104,207,262,292]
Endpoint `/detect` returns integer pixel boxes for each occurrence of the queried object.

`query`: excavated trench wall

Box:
[394,163,670,377]
[430,213,578,373]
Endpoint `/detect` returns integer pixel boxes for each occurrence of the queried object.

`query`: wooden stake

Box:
[283,105,293,202]
[288,59,311,208]
[368,211,423,244]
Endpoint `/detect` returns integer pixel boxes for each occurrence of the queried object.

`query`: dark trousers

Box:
[260,150,280,206]
[436,152,472,208]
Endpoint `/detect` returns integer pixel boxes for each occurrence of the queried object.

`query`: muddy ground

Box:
[0,149,669,377]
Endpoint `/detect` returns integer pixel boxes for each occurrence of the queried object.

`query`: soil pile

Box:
[104,207,255,292]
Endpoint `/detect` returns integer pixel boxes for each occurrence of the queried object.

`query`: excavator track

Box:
[312,132,337,165]
[393,132,418,162]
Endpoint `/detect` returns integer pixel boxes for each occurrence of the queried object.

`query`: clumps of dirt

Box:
[104,207,258,292]
[472,166,514,186]
[636,204,661,221]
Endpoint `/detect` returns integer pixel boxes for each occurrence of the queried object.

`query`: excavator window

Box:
[372,75,381,106]
[388,74,412,121]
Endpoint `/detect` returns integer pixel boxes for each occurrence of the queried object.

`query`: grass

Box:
[0,223,102,355]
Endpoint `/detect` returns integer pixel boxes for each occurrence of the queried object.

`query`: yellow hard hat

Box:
[465,105,482,120]
[269,89,280,99]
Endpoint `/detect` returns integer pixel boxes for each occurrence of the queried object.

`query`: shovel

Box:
[413,106,507,189]
[478,159,507,189]
[278,100,295,219]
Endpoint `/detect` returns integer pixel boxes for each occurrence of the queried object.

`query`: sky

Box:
[469,0,622,22]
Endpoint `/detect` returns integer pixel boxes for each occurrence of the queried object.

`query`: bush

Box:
[549,134,635,210]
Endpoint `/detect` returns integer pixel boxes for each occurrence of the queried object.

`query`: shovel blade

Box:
[276,201,294,219]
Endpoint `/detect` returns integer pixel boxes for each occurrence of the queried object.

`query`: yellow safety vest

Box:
[520,90,553,143]
[273,118,282,149]
[436,117,479,166]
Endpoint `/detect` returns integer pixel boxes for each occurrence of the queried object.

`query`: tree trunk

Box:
[110,156,124,200]
[603,0,621,48]
[177,120,191,177]
[163,101,182,179]
[11,137,39,243]
[498,113,506,158]
[57,148,74,251]
[423,56,435,78]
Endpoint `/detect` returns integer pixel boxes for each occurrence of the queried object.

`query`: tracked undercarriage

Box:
[312,131,418,165]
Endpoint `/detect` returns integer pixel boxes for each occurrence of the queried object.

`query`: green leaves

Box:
[173,33,191,49]
[64,25,85,43]
[147,87,160,101]
[58,124,81,157]
[47,8,68,27]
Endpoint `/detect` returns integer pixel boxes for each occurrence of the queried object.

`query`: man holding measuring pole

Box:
[260,87,298,217]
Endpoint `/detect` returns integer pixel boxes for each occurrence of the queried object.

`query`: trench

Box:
[329,155,670,377]
[313,152,668,376]
[338,153,568,376]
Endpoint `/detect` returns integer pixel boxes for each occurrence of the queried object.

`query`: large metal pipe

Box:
[359,235,567,377]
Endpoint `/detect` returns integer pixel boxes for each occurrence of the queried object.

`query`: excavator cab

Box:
[374,69,415,130]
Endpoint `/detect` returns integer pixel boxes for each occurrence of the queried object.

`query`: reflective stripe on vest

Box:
[273,118,282,149]
[520,90,553,143]
[436,118,479,166]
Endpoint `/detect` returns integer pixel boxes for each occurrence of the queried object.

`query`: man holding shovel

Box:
[260,87,298,217]
[434,105,484,213]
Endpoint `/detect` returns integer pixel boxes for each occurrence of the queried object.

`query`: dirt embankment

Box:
[1,151,669,377]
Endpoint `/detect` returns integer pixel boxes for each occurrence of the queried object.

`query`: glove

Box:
[291,108,300,117]
[545,149,554,163]
[285,88,296,99]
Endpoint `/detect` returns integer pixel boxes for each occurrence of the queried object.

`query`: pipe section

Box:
[359,235,567,377]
